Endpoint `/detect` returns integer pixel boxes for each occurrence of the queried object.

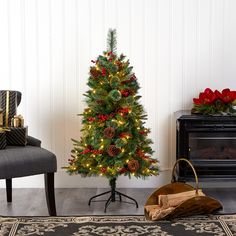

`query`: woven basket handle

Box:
[171,158,199,194]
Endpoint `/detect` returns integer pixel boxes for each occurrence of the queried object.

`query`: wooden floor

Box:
[0,188,236,216]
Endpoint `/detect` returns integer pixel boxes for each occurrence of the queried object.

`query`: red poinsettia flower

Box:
[193,88,216,105]
[192,87,236,115]
[232,91,236,100]
[193,97,202,105]
[215,88,236,104]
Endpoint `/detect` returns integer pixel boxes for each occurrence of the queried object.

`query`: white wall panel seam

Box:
[35,0,39,136]
[129,0,132,59]
[75,0,79,138]
[89,0,91,59]
[195,0,199,91]
[49,0,53,151]
[169,0,173,167]
[156,0,159,163]
[181,0,185,110]
[222,0,225,83]
[21,0,26,116]
[143,0,146,107]
[103,0,106,43]
[209,0,213,83]
[115,0,118,29]
[62,0,66,160]
[7,0,12,87]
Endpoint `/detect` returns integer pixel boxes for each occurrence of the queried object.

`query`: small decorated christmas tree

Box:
[65,29,158,211]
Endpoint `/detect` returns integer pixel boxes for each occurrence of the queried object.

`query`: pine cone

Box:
[104,127,115,139]
[128,159,140,172]
[96,99,105,105]
[107,145,120,157]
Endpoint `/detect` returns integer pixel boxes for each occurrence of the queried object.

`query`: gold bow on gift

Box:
[0,127,9,132]
[11,115,24,128]
[0,108,3,127]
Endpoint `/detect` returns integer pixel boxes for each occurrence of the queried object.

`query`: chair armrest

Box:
[27,136,41,147]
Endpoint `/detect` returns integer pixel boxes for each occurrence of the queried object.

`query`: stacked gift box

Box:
[0,90,28,149]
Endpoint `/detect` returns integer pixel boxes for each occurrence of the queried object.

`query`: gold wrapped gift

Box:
[11,115,24,128]
[0,108,3,126]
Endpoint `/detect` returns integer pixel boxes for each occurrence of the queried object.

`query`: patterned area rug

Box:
[0,215,236,236]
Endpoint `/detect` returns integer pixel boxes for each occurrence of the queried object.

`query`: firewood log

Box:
[158,189,205,209]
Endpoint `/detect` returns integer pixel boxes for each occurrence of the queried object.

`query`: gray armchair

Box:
[0,91,57,216]
[0,136,57,216]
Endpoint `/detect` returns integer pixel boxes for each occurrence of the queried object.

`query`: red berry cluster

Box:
[107,51,115,62]
[119,167,127,174]
[121,89,131,97]
[87,117,96,122]
[101,68,106,76]
[137,149,148,160]
[100,167,107,173]
[118,107,130,116]
[81,149,91,154]
[121,74,137,84]
[87,113,115,123]
[81,148,103,155]
[97,114,112,122]
[119,132,132,139]
[139,129,149,136]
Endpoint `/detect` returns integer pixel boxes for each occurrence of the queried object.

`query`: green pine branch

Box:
[107,29,117,54]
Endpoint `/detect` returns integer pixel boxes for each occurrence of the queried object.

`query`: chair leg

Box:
[6,179,12,202]
[44,172,57,216]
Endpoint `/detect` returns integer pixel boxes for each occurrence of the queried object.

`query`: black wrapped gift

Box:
[0,90,21,127]
[0,131,6,149]
[6,126,28,146]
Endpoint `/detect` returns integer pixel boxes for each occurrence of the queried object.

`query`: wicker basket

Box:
[144,158,223,220]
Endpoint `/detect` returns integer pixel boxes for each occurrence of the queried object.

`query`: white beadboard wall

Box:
[0,0,236,188]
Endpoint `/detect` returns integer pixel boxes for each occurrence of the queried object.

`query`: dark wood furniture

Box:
[176,110,236,181]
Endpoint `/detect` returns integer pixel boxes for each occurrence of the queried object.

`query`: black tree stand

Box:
[88,178,139,212]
